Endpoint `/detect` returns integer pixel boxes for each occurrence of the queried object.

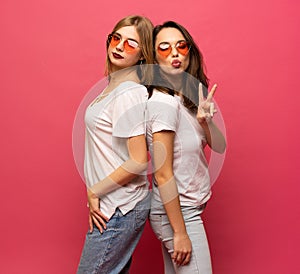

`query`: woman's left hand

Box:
[197,83,218,124]
[87,189,109,233]
[172,231,192,266]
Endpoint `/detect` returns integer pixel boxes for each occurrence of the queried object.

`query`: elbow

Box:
[135,161,148,174]
[154,171,174,186]
[125,158,148,175]
[154,171,178,204]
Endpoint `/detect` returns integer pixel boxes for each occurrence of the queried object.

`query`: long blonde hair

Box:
[105,15,154,84]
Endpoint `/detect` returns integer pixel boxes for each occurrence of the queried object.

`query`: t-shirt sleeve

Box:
[147,93,179,133]
[112,83,148,138]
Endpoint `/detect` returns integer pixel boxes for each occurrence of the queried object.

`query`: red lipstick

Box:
[112,52,124,59]
[171,59,181,68]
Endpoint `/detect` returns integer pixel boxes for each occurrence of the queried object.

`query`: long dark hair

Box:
[149,21,209,113]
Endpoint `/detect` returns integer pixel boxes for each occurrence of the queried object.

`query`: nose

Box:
[116,39,125,52]
[171,45,179,57]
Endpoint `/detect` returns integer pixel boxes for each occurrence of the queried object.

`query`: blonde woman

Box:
[77,15,153,274]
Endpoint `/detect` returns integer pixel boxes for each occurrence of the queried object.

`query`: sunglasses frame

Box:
[157,40,191,57]
[107,33,140,53]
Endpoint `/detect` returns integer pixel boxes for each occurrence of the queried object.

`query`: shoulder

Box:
[113,81,148,104]
[117,81,147,95]
[149,89,180,108]
[147,90,180,121]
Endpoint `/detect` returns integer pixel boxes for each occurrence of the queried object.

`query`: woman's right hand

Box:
[172,231,192,266]
[197,83,218,125]
[87,189,109,233]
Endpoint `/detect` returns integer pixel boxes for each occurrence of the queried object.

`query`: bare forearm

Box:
[156,174,187,233]
[164,198,187,233]
[200,120,226,153]
[90,159,147,198]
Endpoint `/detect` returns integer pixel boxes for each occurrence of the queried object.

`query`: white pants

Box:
[150,206,212,274]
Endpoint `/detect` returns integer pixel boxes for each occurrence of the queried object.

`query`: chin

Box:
[160,66,185,76]
[168,68,185,76]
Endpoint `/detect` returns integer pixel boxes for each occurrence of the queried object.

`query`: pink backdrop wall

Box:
[1,0,299,273]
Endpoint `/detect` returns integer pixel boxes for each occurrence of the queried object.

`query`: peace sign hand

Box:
[197,83,218,124]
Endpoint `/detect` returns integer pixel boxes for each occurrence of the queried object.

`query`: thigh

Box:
[77,194,150,274]
[161,243,176,274]
[150,214,176,273]
[150,212,212,274]
[149,214,162,241]
[176,218,212,274]
[77,212,125,274]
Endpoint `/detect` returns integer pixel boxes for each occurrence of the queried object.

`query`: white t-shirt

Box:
[84,81,149,219]
[146,90,211,214]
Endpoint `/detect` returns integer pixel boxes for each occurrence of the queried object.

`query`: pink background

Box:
[1,0,299,273]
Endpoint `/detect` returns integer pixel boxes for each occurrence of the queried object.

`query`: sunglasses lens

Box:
[109,34,121,47]
[124,40,139,52]
[157,41,190,57]
[157,43,171,57]
[176,41,190,55]
[108,33,139,53]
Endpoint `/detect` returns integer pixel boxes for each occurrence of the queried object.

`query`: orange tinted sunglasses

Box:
[157,40,191,57]
[107,33,139,53]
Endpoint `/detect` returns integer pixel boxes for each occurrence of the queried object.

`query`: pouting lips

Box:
[171,60,181,68]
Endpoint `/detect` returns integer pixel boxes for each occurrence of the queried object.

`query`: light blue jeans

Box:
[150,205,212,274]
[77,192,150,274]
